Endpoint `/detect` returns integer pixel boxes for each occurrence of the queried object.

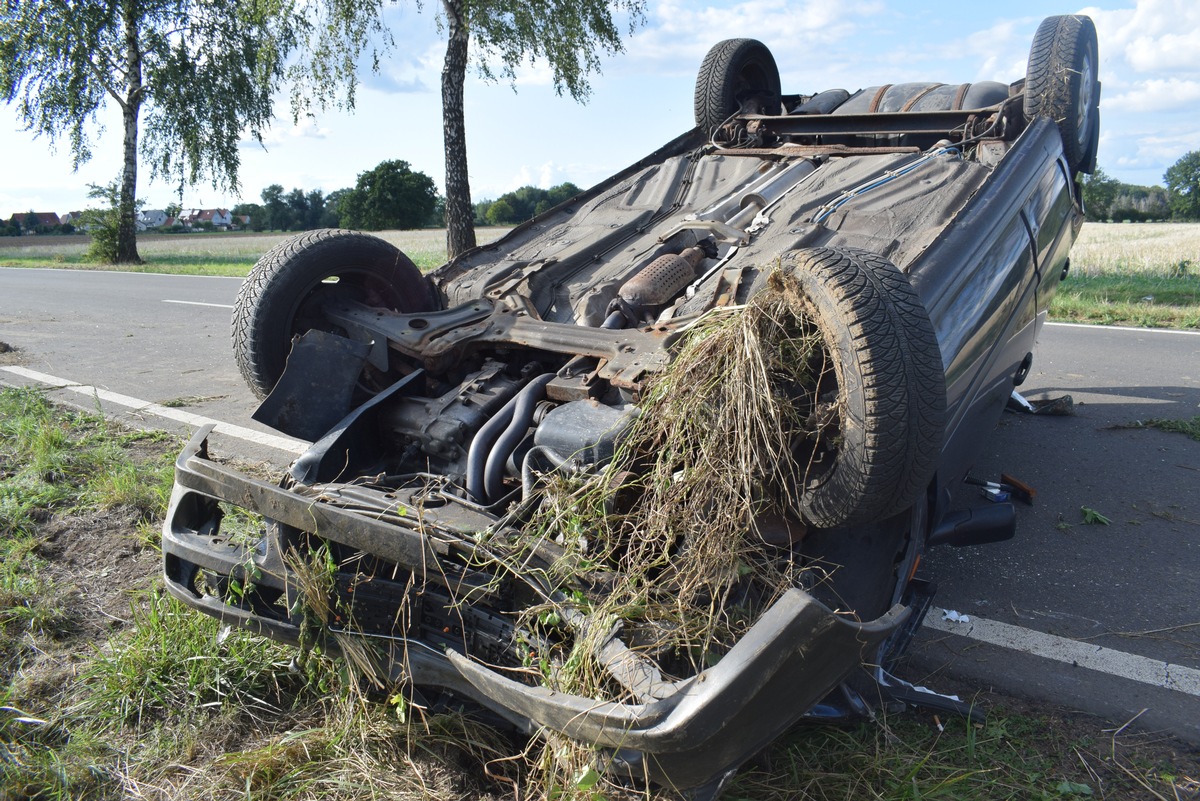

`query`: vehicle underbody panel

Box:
[162,28,1095,791]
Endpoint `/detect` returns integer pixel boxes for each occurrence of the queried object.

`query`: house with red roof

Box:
[7,212,61,233]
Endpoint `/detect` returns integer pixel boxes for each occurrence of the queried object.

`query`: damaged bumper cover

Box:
[163,426,909,790]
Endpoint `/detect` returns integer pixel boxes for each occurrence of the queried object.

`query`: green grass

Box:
[77,589,303,727]
[1051,222,1200,329]
[1049,272,1200,328]
[0,388,174,648]
[0,388,175,537]
[1122,415,1200,442]
[730,708,1190,801]
[0,228,511,274]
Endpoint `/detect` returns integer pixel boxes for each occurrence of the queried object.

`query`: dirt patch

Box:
[10,507,158,707]
[0,341,20,365]
[36,507,159,621]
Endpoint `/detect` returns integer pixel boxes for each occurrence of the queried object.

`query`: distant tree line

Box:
[1080,169,1171,222]
[3,164,587,239]
[225,171,583,234]
[232,160,443,232]
[473,183,582,226]
[1082,151,1200,223]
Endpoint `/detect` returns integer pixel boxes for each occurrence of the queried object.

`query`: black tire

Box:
[233,229,437,398]
[1024,15,1100,174]
[693,38,781,134]
[786,247,945,529]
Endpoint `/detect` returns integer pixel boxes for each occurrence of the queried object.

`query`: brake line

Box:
[810,145,961,224]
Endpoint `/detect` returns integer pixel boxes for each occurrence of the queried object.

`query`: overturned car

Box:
[163,15,1099,796]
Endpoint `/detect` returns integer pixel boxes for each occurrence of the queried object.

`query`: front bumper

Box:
[163,425,909,791]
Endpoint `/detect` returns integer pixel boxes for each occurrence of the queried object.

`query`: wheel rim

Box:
[1076,51,1095,145]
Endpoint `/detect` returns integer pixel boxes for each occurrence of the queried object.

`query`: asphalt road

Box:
[2,266,1199,741]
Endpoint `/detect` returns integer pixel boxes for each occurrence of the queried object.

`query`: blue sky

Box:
[2,0,1197,218]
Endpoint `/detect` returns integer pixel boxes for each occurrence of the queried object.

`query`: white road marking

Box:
[926,607,1200,697]
[0,366,307,455]
[1046,321,1200,336]
[162,299,235,309]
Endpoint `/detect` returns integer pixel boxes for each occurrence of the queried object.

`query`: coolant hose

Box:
[483,374,555,502]
[466,373,553,503]
[521,445,573,499]
[600,309,627,329]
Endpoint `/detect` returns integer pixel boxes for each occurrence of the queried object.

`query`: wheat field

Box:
[1070,222,1199,276]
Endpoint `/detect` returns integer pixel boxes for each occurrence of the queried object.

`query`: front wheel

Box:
[232,229,437,398]
[784,247,946,528]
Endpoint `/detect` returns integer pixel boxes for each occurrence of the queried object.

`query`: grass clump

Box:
[0,388,175,536]
[1141,415,1200,441]
[536,271,826,670]
[0,388,174,648]
[76,589,302,727]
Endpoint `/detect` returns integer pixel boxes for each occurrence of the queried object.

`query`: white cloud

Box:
[1107,78,1200,113]
[619,0,884,78]
[251,117,332,147]
[1083,0,1200,73]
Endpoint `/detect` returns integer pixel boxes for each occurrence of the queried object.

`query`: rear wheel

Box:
[693,38,781,135]
[1025,14,1100,174]
[233,229,436,398]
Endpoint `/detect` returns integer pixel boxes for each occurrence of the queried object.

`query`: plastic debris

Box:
[1008,390,1075,415]
[941,609,971,623]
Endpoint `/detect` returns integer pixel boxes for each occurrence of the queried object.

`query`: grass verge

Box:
[1051,222,1200,328]
[0,228,511,274]
[1,389,1197,800]
[1049,272,1200,328]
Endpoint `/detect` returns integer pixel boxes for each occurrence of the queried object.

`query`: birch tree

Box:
[318,0,643,257]
[0,0,326,263]
[435,0,644,257]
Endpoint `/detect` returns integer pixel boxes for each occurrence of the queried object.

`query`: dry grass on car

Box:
[524,271,825,664]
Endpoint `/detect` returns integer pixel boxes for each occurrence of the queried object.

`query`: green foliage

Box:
[1081,168,1170,222]
[1081,169,1118,221]
[305,0,643,253]
[79,182,137,264]
[485,198,515,225]
[0,0,378,263]
[338,160,440,230]
[256,184,340,231]
[1165,150,1200,220]
[452,0,646,101]
[475,182,581,225]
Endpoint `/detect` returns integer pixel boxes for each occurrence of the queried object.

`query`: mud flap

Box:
[252,329,370,441]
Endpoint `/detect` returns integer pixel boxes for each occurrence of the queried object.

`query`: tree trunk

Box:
[441,0,476,259]
[116,0,142,264]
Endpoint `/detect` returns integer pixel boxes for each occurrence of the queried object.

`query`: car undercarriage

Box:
[163,16,1098,797]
